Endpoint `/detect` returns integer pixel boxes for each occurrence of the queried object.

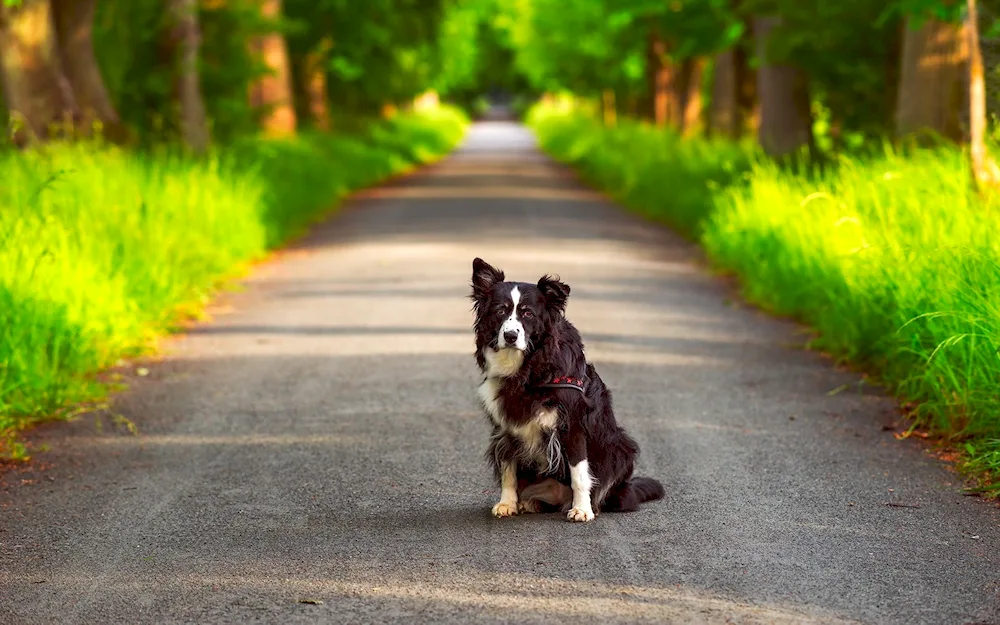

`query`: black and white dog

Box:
[470,257,664,522]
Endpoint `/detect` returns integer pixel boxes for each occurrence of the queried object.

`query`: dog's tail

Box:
[602,476,665,513]
[631,476,665,503]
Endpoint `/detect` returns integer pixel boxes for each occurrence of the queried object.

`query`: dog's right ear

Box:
[471,257,505,303]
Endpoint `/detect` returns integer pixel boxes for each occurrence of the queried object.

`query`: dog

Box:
[469,257,664,522]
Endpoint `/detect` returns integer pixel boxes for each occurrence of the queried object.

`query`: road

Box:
[2,121,999,625]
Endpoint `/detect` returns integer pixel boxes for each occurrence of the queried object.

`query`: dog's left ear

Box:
[537,275,571,314]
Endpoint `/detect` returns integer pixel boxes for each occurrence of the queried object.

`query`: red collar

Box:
[535,375,587,393]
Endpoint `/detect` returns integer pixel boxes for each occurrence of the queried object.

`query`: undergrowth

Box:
[528,100,1000,491]
[0,106,467,459]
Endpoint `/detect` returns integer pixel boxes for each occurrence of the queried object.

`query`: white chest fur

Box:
[478,375,562,472]
[483,347,524,378]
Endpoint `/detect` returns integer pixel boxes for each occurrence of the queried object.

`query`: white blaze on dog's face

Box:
[497,286,528,350]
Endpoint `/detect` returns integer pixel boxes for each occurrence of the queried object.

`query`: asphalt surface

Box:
[2,121,1000,625]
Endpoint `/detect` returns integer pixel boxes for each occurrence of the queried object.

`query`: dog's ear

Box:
[537,274,570,314]
[471,258,505,302]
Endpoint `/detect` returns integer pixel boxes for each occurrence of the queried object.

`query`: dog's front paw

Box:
[566,506,595,522]
[492,501,519,518]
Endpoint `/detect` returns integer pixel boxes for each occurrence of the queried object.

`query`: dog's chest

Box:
[478,378,559,467]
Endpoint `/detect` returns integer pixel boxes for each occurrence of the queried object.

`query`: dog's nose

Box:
[503,330,519,345]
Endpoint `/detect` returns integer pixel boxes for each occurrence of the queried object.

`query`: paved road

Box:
[2,122,1000,625]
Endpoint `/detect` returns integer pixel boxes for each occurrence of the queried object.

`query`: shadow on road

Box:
[2,121,999,625]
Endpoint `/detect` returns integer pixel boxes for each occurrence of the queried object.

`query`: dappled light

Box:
[68,433,360,449]
[3,569,853,624]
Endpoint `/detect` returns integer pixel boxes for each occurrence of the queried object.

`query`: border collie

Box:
[469,257,664,522]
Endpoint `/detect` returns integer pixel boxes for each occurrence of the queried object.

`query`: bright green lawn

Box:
[0,106,467,458]
[528,101,1000,490]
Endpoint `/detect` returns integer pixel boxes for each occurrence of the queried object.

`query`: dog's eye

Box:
[521,309,534,319]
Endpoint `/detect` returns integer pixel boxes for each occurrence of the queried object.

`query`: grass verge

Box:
[527,100,1000,492]
[0,106,468,459]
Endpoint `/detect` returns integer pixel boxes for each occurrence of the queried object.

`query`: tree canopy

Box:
[1,0,996,153]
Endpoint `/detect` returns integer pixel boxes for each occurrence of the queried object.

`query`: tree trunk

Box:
[736,31,760,137]
[666,63,684,129]
[169,0,209,152]
[51,0,124,141]
[0,0,79,145]
[709,50,737,137]
[666,59,690,129]
[248,0,296,136]
[601,89,616,127]
[709,37,757,139]
[301,37,331,131]
[646,29,671,126]
[966,0,1000,191]
[681,57,706,137]
[895,16,968,142]
[626,93,639,118]
[754,16,812,158]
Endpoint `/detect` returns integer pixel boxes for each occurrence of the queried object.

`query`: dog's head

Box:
[470,257,571,361]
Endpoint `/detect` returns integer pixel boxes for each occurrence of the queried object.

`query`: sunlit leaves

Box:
[510,0,740,96]
[284,0,448,111]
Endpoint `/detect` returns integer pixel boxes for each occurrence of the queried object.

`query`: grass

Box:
[527,100,1000,490]
[0,106,468,459]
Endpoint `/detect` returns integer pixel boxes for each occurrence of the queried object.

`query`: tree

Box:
[0,0,127,145]
[168,0,209,152]
[299,36,331,130]
[966,0,1000,191]
[0,0,80,144]
[248,0,296,136]
[646,27,672,126]
[708,35,756,139]
[284,0,448,116]
[680,56,707,136]
[895,14,967,141]
[746,0,901,144]
[51,0,122,140]
[754,15,812,157]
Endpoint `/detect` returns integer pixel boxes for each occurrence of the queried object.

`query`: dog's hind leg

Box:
[518,478,572,513]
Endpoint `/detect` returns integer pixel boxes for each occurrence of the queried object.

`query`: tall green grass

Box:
[528,101,1000,489]
[0,107,467,458]
[530,100,752,240]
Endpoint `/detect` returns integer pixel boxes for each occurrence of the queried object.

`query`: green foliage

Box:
[509,0,997,141]
[0,107,468,458]
[435,0,537,113]
[883,0,965,25]
[284,0,450,112]
[92,0,268,145]
[92,0,167,140]
[199,1,270,141]
[510,0,739,98]
[530,100,1000,487]
[528,98,753,238]
[749,0,903,141]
